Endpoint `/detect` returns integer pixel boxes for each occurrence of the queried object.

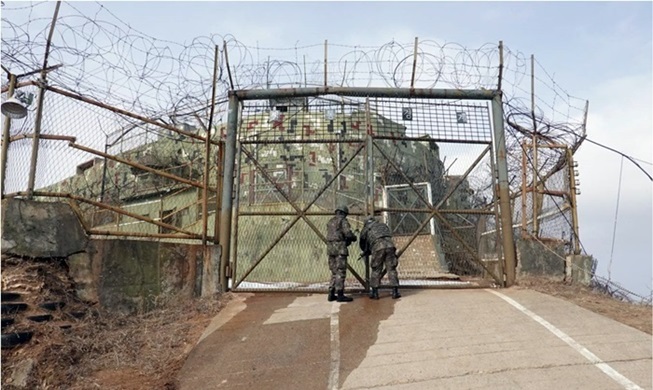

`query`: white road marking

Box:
[327,302,341,390]
[490,290,644,390]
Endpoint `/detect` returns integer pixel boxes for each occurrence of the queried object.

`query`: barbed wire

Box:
[2,2,584,133]
[4,1,649,302]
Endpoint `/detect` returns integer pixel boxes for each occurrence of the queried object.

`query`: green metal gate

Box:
[218,87,516,292]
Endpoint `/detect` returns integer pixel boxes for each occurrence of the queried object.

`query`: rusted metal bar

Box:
[532,135,539,237]
[374,207,494,215]
[531,54,536,131]
[238,210,338,216]
[372,135,491,145]
[229,143,243,285]
[10,134,76,143]
[1,74,16,197]
[346,263,367,290]
[435,209,496,215]
[234,87,499,101]
[202,45,219,247]
[488,144,505,285]
[65,198,91,232]
[365,98,373,216]
[219,93,239,291]
[215,140,224,243]
[1,80,35,94]
[530,55,540,238]
[491,95,517,286]
[498,41,504,91]
[239,138,365,145]
[42,85,217,145]
[537,142,571,149]
[16,63,63,79]
[521,140,528,238]
[12,191,201,238]
[68,141,208,190]
[582,100,589,137]
[27,1,61,199]
[223,41,234,90]
[567,147,581,254]
[434,144,491,209]
[539,189,568,197]
[324,40,328,87]
[89,230,203,240]
[410,37,419,89]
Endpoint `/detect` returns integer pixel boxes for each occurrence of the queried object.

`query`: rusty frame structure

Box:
[218,87,518,291]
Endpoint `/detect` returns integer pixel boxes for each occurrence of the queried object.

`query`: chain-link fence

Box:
[228,90,506,292]
[2,83,223,243]
[4,1,620,295]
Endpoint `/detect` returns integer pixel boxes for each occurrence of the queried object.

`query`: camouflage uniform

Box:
[326,212,356,292]
[359,218,400,289]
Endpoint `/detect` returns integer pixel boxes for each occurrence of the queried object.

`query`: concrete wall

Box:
[1,198,220,314]
[516,237,566,277]
[69,239,218,314]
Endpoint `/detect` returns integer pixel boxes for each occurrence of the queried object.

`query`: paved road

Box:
[178,289,652,390]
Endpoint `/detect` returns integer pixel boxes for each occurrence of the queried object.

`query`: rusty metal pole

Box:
[530,54,540,237]
[365,98,374,291]
[410,37,419,89]
[521,140,528,238]
[492,94,517,286]
[488,145,505,285]
[498,41,504,91]
[214,140,224,243]
[324,40,328,87]
[203,45,219,246]
[230,143,243,287]
[567,147,581,255]
[27,1,61,199]
[219,93,239,292]
[1,74,17,197]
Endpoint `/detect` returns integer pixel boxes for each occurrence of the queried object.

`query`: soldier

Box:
[359,216,401,300]
[326,205,357,302]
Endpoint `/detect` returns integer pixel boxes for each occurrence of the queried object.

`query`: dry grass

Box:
[1,255,232,389]
[2,292,233,390]
[3,255,650,389]
[517,276,652,335]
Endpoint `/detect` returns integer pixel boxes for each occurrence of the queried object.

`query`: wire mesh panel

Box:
[232,92,501,291]
[513,143,578,260]
[2,85,221,243]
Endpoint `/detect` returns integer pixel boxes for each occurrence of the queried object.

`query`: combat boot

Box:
[336,290,353,302]
[392,287,401,299]
[328,288,337,302]
[369,288,379,300]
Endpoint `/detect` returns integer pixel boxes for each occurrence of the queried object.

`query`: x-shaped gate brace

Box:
[372,140,503,284]
[233,142,368,290]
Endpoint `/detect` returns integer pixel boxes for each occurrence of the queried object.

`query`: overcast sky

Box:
[4,1,652,298]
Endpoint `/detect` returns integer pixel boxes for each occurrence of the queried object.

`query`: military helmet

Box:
[335,205,349,215]
[364,216,376,225]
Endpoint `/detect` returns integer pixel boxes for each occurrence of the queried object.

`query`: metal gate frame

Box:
[218,87,517,292]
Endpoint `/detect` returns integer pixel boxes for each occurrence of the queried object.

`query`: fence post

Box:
[567,148,581,255]
[27,1,61,199]
[1,74,17,197]
[219,92,239,292]
[492,94,517,286]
